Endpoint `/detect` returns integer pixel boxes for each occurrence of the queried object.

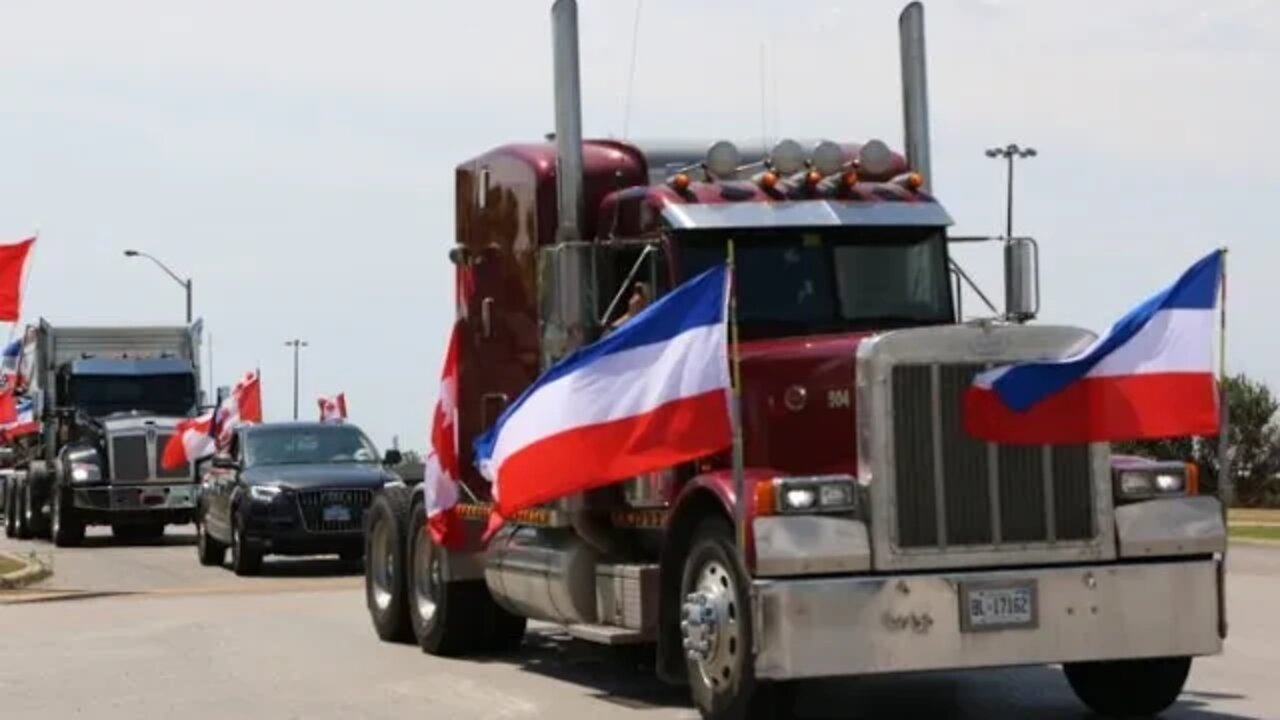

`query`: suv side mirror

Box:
[382,449,403,467]
[212,456,240,471]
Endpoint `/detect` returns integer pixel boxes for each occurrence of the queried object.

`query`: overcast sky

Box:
[1,0,1275,451]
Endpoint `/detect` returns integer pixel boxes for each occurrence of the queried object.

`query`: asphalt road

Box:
[2,524,1279,719]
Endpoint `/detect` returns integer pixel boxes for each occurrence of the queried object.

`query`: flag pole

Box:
[726,240,747,556]
[1215,246,1229,639]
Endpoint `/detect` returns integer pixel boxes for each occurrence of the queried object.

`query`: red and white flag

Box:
[318,393,347,423]
[424,324,464,548]
[212,370,263,449]
[161,411,215,470]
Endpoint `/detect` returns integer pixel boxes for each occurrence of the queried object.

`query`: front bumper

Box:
[73,484,198,512]
[753,557,1222,680]
[240,498,365,556]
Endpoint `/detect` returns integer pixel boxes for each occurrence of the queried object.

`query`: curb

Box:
[0,550,53,590]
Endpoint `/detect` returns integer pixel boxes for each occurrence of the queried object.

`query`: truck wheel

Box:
[364,486,414,643]
[230,514,263,576]
[196,520,226,567]
[406,503,482,656]
[1064,656,1192,718]
[12,479,29,539]
[23,479,48,539]
[4,481,17,538]
[680,516,789,720]
[51,488,85,547]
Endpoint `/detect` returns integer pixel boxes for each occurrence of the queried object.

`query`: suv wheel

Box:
[230,514,262,576]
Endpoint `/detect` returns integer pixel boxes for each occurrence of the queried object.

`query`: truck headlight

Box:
[761,474,858,515]
[1113,462,1192,501]
[249,485,282,502]
[69,462,101,484]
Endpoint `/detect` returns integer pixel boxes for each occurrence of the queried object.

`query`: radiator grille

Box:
[295,488,374,534]
[892,363,1095,549]
[111,435,151,482]
[154,434,190,478]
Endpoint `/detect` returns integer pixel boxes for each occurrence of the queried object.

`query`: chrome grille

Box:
[891,363,1095,550]
[111,435,151,482]
[295,488,374,534]
[155,433,190,478]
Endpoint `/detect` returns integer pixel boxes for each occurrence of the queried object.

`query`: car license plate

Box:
[959,580,1038,632]
[323,504,352,523]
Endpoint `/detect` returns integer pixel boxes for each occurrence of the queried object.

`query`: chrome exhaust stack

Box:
[899,1,932,193]
[551,0,585,243]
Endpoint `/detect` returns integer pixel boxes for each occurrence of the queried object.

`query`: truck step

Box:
[566,623,652,645]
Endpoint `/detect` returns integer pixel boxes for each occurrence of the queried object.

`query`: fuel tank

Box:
[484,524,599,625]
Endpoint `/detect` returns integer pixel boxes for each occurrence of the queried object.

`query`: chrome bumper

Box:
[753,558,1222,680]
[72,484,199,512]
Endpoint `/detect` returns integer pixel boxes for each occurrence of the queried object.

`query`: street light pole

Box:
[984,143,1037,238]
[284,339,308,419]
[123,249,193,324]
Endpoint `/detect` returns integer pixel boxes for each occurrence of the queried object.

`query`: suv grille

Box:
[296,488,374,534]
[891,363,1095,550]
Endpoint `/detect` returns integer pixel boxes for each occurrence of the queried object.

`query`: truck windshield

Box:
[675,226,953,340]
[69,373,197,417]
[244,426,380,467]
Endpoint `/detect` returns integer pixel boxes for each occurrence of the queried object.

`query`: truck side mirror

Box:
[1003,236,1040,323]
[382,449,403,467]
[212,456,239,471]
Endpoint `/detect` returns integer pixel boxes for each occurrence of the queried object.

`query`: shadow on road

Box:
[251,557,364,578]
[470,629,1261,719]
[77,532,198,549]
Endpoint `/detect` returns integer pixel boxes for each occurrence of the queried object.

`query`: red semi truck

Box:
[362,3,1227,718]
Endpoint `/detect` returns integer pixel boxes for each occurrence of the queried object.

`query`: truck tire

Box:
[679,515,790,720]
[196,520,226,567]
[406,501,487,657]
[51,487,85,547]
[1063,656,1192,718]
[18,479,38,540]
[364,486,414,644]
[230,513,263,576]
[4,481,17,538]
[25,464,51,539]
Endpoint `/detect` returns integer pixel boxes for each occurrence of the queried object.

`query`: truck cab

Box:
[364,3,1227,719]
[10,319,205,546]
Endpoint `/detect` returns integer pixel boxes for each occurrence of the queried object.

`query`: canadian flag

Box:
[424,323,464,548]
[318,393,347,423]
[211,370,263,449]
[161,411,215,470]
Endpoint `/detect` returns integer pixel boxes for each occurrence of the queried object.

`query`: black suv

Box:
[194,421,401,575]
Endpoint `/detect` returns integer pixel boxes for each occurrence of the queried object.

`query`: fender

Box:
[654,466,778,685]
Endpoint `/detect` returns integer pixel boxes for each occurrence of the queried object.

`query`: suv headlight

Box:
[249,485,283,502]
[1113,462,1195,501]
[759,474,859,515]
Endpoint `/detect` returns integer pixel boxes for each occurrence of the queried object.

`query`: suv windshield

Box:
[244,426,379,467]
[69,373,197,418]
[676,226,953,340]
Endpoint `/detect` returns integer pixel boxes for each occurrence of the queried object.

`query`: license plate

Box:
[959,580,1038,632]
[323,504,352,523]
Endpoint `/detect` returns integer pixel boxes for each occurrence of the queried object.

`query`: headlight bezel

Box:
[68,462,102,485]
[248,484,283,503]
[764,474,860,516]
[1112,461,1194,502]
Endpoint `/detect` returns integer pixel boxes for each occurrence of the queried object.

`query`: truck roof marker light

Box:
[840,169,859,188]
[805,170,823,187]
[669,172,692,193]
[857,138,895,176]
[758,170,780,190]
[769,138,806,175]
[705,140,741,179]
[811,140,845,176]
[894,171,924,191]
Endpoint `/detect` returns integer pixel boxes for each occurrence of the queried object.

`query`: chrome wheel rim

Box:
[369,518,395,611]
[681,559,741,692]
[51,492,60,537]
[412,528,441,626]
